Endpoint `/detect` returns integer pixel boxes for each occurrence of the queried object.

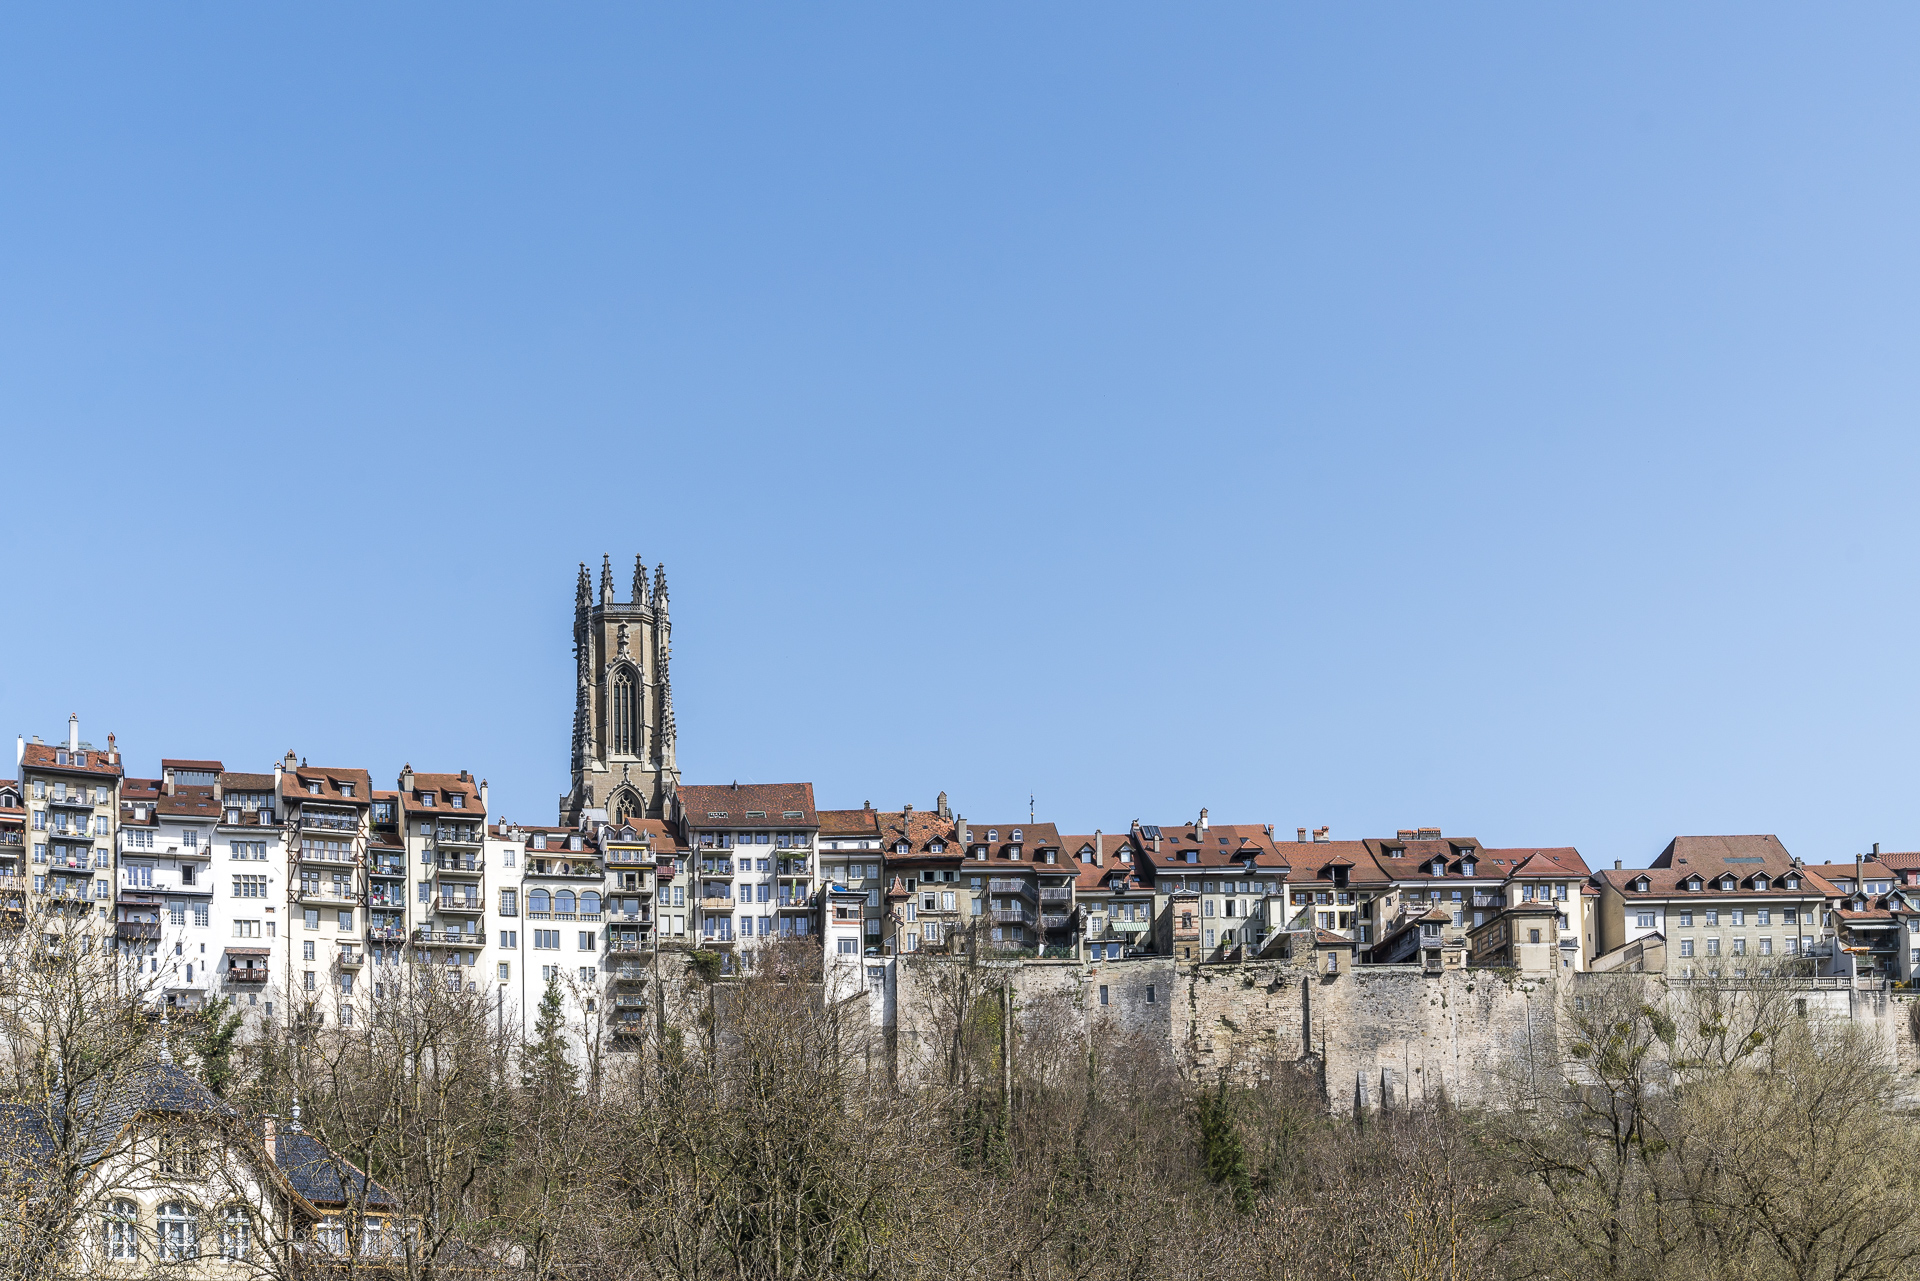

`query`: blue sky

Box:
[4,6,1918,868]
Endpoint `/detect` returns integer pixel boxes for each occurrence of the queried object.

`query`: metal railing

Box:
[1038,887,1074,904]
[433,896,484,914]
[300,813,359,833]
[991,907,1032,925]
[989,879,1035,897]
[412,928,485,946]
[434,855,484,873]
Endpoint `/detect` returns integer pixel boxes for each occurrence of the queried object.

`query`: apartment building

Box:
[214,767,284,1026]
[397,767,491,998]
[955,819,1064,956]
[678,783,819,952]
[1594,835,1829,976]
[817,803,887,955]
[19,718,121,925]
[1364,833,1596,972]
[1132,812,1289,959]
[1275,834,1391,958]
[515,822,610,1045]
[0,777,22,926]
[277,754,371,1029]
[1803,856,1898,980]
[113,764,225,1012]
[875,803,966,955]
[1066,831,1152,961]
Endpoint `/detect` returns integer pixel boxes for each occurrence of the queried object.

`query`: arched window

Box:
[610,665,640,757]
[612,791,639,826]
[557,890,577,914]
[987,829,998,842]
[529,889,551,913]
[581,891,601,915]
[219,1205,251,1261]
[158,1201,198,1260]
[104,1198,138,1261]
[1012,829,1023,842]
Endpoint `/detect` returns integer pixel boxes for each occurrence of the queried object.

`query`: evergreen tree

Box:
[1198,1076,1253,1213]
[524,973,578,1094]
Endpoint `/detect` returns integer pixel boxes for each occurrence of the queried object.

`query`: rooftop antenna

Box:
[1029,793,1035,824]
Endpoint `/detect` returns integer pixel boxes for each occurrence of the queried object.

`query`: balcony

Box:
[227,967,269,984]
[338,950,364,968]
[294,886,364,907]
[988,879,1035,897]
[433,896,485,914]
[0,833,21,846]
[368,861,406,879]
[1038,887,1074,904]
[611,962,649,980]
[47,794,97,810]
[700,888,735,903]
[116,921,161,941]
[298,846,361,866]
[366,925,407,943]
[0,876,26,894]
[434,826,483,847]
[611,993,646,1012]
[606,849,654,866]
[1041,913,1073,931]
[43,855,93,872]
[609,1015,647,1037]
[700,860,736,878]
[412,928,485,946]
[608,937,653,955]
[991,907,1033,925]
[300,812,360,834]
[434,854,484,874]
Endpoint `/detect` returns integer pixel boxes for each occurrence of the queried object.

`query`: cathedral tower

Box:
[560,554,679,826]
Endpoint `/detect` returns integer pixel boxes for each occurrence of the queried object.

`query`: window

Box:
[502,930,517,948]
[194,903,209,927]
[304,940,316,961]
[1706,938,1721,956]
[579,931,595,951]
[1099,984,1109,1005]
[534,930,559,949]
[1635,912,1655,929]
[579,966,597,982]
[305,909,320,929]
[499,962,511,981]
[1680,939,1694,957]
[105,1198,139,1261]
[158,1201,199,1260]
[233,875,266,899]
[1528,929,1541,943]
[1706,909,1720,926]
[1759,937,1773,956]
[1146,984,1156,1003]
[1679,911,1693,927]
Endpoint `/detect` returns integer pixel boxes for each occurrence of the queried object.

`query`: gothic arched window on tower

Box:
[611,664,639,756]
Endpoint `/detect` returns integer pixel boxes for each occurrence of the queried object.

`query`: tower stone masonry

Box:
[560,554,679,826]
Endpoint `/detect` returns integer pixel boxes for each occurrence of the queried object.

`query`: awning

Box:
[225,947,271,958]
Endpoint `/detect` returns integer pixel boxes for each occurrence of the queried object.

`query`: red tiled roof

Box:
[161,759,224,772]
[678,783,817,827]
[817,807,883,837]
[1599,836,1819,896]
[219,773,277,790]
[20,742,123,778]
[281,767,374,806]
[398,772,482,814]
[1270,841,1389,886]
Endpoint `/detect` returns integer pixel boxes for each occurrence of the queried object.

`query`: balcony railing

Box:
[0,834,24,847]
[606,850,654,865]
[433,896,484,914]
[368,861,406,879]
[700,861,736,878]
[338,950,364,968]
[298,848,362,866]
[612,994,646,1011]
[608,937,653,955]
[0,876,26,894]
[991,907,1032,925]
[1038,887,1074,904]
[1041,913,1073,931]
[434,855,484,873]
[434,826,483,846]
[412,928,485,946]
[115,922,160,941]
[989,879,1035,897]
[294,886,364,906]
[300,813,359,833]
[366,926,407,942]
[227,967,269,983]
[47,795,96,810]
[609,1016,647,1035]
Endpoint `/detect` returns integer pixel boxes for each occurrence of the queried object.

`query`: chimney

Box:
[1614,860,1622,870]
[958,815,970,844]
[1093,830,1104,867]
[399,764,414,795]
[459,769,469,783]
[1198,807,1209,833]
[480,780,489,813]
[1297,827,1307,843]
[107,732,117,765]
[67,715,78,752]
[213,779,223,802]
[283,750,297,772]
[273,759,284,792]
[1313,827,1329,843]
[263,1113,277,1158]
[14,736,21,768]
[163,768,175,797]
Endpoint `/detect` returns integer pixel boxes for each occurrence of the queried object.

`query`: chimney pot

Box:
[67,714,78,753]
[1297,827,1307,843]
[1614,860,1622,870]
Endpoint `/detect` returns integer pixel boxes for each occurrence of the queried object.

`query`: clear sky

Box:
[4,7,1918,868]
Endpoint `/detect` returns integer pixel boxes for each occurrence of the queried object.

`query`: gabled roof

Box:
[1133,822,1289,874]
[160,758,224,772]
[398,770,483,814]
[19,742,123,779]
[275,1128,398,1208]
[817,806,884,838]
[876,809,958,861]
[281,767,374,806]
[1272,841,1389,886]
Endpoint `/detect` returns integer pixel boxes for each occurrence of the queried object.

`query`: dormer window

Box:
[1754,876,1769,891]
[973,847,987,861]
[1720,876,1736,891]
[307,782,321,796]
[1686,878,1700,891]
[1460,860,1475,876]
[1009,846,1022,861]
[1634,878,1650,893]
[1012,828,1023,842]
[928,841,945,854]
[451,795,465,809]
[569,835,582,852]
[421,793,436,807]
[1185,850,1198,864]
[55,750,68,766]
[1786,876,1799,889]
[987,829,998,842]
[1044,851,1056,864]
[1431,859,1446,877]
[895,842,910,855]
[339,784,353,798]
[533,834,547,851]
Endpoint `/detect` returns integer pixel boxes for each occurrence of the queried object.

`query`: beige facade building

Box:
[1594,834,1828,976]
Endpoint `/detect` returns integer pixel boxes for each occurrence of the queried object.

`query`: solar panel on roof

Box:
[1140,825,1162,839]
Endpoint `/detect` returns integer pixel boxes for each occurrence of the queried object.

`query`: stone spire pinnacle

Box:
[575,562,590,611]
[633,554,649,606]
[599,554,614,605]
[653,563,668,615]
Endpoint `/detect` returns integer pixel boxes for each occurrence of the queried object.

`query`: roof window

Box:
[988,829,998,842]
[1012,828,1023,841]
[1186,850,1198,864]
[1687,878,1701,891]
[1720,876,1736,891]
[533,834,547,850]
[1634,878,1649,892]
[55,750,68,766]
[569,835,582,852]
[421,793,436,807]
[307,782,321,796]
[1786,876,1799,889]
[339,783,353,798]
[451,795,465,809]
[895,841,910,854]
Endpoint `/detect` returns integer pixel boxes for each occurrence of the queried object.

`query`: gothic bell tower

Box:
[560,554,679,826]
